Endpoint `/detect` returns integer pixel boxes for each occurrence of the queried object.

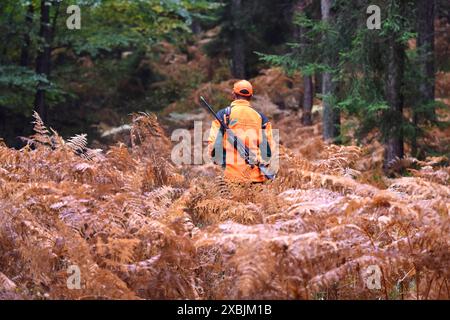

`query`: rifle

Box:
[200,96,275,180]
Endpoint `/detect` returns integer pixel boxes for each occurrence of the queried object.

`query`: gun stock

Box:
[200,96,275,180]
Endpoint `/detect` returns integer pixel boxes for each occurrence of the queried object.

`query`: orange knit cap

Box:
[233,80,253,97]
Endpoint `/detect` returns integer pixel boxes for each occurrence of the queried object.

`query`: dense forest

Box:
[0,0,449,300]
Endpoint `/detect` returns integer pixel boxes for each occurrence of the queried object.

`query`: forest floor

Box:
[0,30,449,300]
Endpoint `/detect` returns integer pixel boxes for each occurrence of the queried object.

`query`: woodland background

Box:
[0,0,449,300]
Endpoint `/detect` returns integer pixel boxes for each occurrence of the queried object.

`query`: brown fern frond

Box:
[0,272,16,292]
[1,103,448,300]
[28,111,51,146]
[66,134,88,154]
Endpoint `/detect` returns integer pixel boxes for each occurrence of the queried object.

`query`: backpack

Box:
[213,106,271,166]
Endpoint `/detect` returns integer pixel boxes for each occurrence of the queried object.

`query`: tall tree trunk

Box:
[413,0,436,155]
[302,75,313,125]
[34,0,52,123]
[191,19,202,35]
[34,1,60,124]
[315,73,322,95]
[20,3,34,67]
[230,0,246,78]
[417,0,435,105]
[294,1,314,126]
[321,0,340,141]
[384,36,405,168]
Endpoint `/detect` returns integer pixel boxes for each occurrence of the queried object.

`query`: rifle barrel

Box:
[200,96,275,180]
[200,96,226,128]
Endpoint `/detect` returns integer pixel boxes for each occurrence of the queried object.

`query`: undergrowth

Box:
[0,112,448,300]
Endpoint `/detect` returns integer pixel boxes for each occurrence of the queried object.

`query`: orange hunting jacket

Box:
[207,99,274,182]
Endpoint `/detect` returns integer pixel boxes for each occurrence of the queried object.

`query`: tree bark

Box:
[321,0,340,141]
[191,19,202,35]
[20,3,34,67]
[230,0,246,78]
[417,0,435,104]
[34,0,52,124]
[295,1,314,126]
[413,0,436,155]
[302,75,313,125]
[384,36,405,168]
[34,1,60,124]
[315,73,322,95]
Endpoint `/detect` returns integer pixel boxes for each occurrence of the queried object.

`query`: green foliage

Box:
[59,0,217,57]
[0,65,46,90]
[260,0,444,157]
[0,0,217,144]
[204,0,297,77]
[258,7,338,76]
[0,65,45,113]
[0,63,71,111]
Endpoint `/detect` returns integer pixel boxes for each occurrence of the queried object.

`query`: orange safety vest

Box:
[207,99,274,182]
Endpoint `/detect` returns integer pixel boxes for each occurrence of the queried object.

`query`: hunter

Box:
[207,80,274,183]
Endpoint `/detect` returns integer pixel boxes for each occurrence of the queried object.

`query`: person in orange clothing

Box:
[207,80,274,183]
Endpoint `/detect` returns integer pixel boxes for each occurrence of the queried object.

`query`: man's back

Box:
[208,97,273,183]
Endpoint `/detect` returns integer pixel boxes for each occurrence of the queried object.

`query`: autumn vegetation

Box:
[0,1,449,300]
[0,98,449,299]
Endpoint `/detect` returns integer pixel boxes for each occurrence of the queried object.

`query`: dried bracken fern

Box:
[0,110,448,300]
